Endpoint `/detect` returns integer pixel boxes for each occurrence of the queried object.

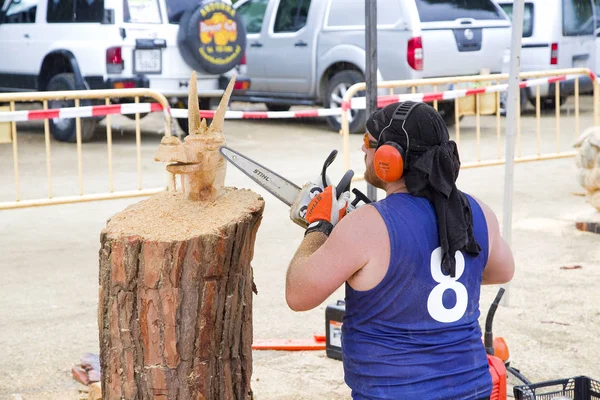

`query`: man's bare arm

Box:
[475,198,515,285]
[285,206,374,312]
[286,232,328,310]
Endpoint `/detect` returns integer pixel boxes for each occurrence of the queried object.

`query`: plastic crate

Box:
[514,376,600,400]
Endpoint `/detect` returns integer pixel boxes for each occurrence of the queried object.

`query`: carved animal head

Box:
[155,71,235,201]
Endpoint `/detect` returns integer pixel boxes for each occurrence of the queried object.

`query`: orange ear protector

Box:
[373,101,422,182]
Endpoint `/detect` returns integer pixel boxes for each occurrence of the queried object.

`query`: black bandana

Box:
[366,102,481,277]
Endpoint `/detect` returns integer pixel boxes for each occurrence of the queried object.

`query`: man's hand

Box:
[305,186,350,236]
[290,175,331,228]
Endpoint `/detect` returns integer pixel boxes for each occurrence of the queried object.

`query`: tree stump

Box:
[99,189,264,399]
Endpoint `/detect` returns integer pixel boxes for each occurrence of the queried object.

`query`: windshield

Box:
[124,0,162,23]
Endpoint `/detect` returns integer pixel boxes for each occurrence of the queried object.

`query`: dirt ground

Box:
[0,99,599,399]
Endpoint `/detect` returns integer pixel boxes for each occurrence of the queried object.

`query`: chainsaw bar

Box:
[219,146,302,206]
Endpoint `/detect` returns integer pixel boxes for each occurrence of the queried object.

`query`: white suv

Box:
[0,0,248,142]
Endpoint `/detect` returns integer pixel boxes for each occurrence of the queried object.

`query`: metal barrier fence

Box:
[1,68,596,210]
[340,68,599,177]
[0,89,173,210]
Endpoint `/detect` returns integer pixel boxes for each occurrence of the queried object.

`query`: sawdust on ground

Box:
[102,188,264,242]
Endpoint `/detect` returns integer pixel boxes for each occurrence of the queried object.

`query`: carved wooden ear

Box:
[210,75,236,134]
[188,71,200,135]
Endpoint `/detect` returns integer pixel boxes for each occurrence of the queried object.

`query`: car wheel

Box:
[266,104,291,112]
[175,97,212,136]
[537,96,567,110]
[46,73,98,142]
[499,88,529,116]
[324,70,365,134]
[437,101,464,127]
[177,2,246,75]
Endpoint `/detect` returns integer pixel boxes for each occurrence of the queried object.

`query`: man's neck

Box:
[385,179,409,196]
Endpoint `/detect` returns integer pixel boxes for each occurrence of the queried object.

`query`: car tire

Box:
[175,97,212,136]
[499,88,529,116]
[437,101,464,127]
[536,96,567,110]
[266,104,291,112]
[177,2,246,75]
[324,70,365,134]
[46,73,97,142]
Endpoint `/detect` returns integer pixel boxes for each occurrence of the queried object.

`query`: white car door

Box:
[0,0,40,90]
[260,0,314,94]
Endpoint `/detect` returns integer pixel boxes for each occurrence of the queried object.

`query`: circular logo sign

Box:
[198,2,243,68]
[464,29,474,41]
[177,1,246,75]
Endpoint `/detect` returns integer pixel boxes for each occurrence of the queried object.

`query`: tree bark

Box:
[98,189,264,399]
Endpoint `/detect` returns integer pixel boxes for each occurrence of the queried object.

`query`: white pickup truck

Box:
[0,0,248,141]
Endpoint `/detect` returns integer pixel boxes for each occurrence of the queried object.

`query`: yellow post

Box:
[496,91,501,159]
[135,96,142,191]
[105,98,114,193]
[536,85,541,156]
[454,97,460,147]
[10,101,20,201]
[555,82,560,153]
[43,100,53,199]
[575,77,579,137]
[476,94,481,161]
[0,105,11,144]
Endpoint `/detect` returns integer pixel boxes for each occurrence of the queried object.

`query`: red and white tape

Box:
[0,102,167,123]
[0,73,591,123]
[170,107,342,120]
[343,74,584,110]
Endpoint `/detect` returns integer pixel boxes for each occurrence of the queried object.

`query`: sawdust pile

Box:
[103,188,264,242]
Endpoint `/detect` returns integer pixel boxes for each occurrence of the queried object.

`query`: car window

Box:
[166,0,190,23]
[236,0,268,34]
[75,0,104,22]
[414,0,504,23]
[327,0,401,27]
[124,0,162,23]
[499,3,534,37]
[563,0,594,36]
[3,0,38,23]
[47,0,104,23]
[273,0,310,33]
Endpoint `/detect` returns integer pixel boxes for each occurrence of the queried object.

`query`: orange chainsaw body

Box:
[488,354,507,400]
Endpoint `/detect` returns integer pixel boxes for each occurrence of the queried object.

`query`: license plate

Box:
[133,49,161,73]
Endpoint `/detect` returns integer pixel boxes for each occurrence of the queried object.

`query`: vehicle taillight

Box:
[234,80,250,91]
[240,53,247,65]
[407,37,423,71]
[550,43,558,65]
[106,47,124,74]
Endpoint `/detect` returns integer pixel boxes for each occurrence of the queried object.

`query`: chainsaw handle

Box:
[336,170,354,199]
[321,150,338,188]
[351,188,372,206]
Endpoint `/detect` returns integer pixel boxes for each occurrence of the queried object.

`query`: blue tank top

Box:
[342,193,491,400]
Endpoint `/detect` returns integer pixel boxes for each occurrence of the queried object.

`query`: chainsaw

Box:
[219,146,372,228]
